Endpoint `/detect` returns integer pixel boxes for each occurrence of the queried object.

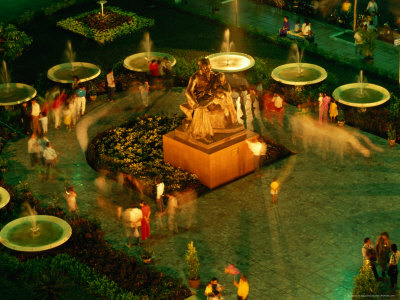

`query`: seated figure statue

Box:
[179,58,238,142]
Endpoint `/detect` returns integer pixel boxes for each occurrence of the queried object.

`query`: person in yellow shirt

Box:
[234,274,249,300]
[270,180,279,204]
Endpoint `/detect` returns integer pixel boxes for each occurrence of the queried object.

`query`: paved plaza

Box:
[3,89,400,299]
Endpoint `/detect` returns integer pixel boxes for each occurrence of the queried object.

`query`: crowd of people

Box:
[279,16,315,43]
[362,232,400,289]
[204,276,249,300]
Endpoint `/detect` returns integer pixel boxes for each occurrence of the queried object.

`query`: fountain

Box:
[47,41,101,84]
[0,60,37,106]
[271,44,327,86]
[0,203,72,252]
[206,29,255,73]
[97,0,107,16]
[332,70,390,108]
[0,187,10,209]
[123,32,176,72]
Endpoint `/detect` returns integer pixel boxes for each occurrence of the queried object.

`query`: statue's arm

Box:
[185,75,198,108]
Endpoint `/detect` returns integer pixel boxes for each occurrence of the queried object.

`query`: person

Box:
[354,29,364,56]
[140,200,151,240]
[20,102,31,135]
[256,82,263,100]
[65,186,78,212]
[155,179,165,213]
[279,16,290,37]
[149,60,159,77]
[376,232,392,278]
[342,0,351,12]
[106,68,116,102]
[319,92,331,124]
[161,56,172,87]
[63,104,72,131]
[72,76,80,90]
[294,20,301,33]
[27,133,42,168]
[270,180,279,204]
[236,96,244,125]
[272,93,284,126]
[366,0,378,16]
[75,83,86,116]
[140,81,150,107]
[366,248,380,281]
[388,244,400,288]
[362,237,374,262]
[246,138,267,176]
[205,282,213,299]
[318,92,323,108]
[211,277,223,294]
[52,89,66,129]
[234,274,249,300]
[68,95,77,127]
[31,99,41,135]
[43,142,58,180]
[329,99,338,123]
[302,20,314,42]
[39,112,48,134]
[244,90,254,131]
[166,193,179,233]
[121,207,143,247]
[231,88,240,106]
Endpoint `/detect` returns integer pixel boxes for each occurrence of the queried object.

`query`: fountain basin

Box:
[0,187,10,209]
[0,83,37,106]
[47,62,101,84]
[271,63,327,86]
[333,83,391,108]
[0,215,72,252]
[124,52,176,72]
[206,52,255,73]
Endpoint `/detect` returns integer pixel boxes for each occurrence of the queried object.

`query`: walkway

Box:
[167,0,399,81]
[3,90,400,299]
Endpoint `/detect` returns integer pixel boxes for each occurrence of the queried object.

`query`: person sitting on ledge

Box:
[294,20,301,33]
[279,16,290,37]
[302,20,314,43]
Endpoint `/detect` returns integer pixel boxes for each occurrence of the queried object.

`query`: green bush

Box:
[0,23,33,61]
[57,7,154,43]
[353,264,379,297]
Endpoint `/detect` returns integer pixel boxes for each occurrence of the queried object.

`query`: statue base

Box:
[163,128,259,189]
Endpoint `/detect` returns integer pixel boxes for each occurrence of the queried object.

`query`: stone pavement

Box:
[168,0,399,81]
[3,89,400,299]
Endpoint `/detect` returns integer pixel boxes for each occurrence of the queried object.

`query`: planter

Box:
[388,139,396,147]
[141,255,152,264]
[188,278,200,289]
[89,95,97,101]
[337,121,345,127]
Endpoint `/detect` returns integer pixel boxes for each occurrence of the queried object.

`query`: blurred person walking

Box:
[140,200,151,241]
[376,232,392,278]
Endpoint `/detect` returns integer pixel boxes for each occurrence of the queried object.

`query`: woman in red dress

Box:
[140,200,151,240]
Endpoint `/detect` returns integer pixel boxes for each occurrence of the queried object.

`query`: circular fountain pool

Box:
[0,215,72,252]
[333,83,391,108]
[271,63,327,86]
[47,62,101,83]
[0,187,10,209]
[206,52,255,73]
[0,83,37,106]
[124,52,176,72]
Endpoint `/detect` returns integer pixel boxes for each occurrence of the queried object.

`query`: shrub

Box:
[57,7,154,43]
[353,264,379,297]
[185,241,200,280]
[0,23,33,61]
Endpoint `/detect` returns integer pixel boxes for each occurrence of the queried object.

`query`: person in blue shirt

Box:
[75,83,87,116]
[279,16,290,37]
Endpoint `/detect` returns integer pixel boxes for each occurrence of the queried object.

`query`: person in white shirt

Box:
[362,237,374,262]
[65,186,78,212]
[166,194,179,233]
[106,68,116,102]
[302,20,314,42]
[388,244,400,288]
[121,207,143,247]
[236,97,244,125]
[366,0,378,15]
[27,133,42,167]
[155,180,165,212]
[246,138,267,176]
[244,91,254,131]
[272,93,285,126]
[31,99,41,135]
[39,112,48,134]
[43,142,58,180]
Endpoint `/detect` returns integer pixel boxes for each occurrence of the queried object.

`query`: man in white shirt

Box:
[366,0,378,15]
[362,237,374,262]
[27,133,42,167]
[31,99,41,135]
[156,179,165,212]
[106,68,116,102]
[246,138,267,177]
[43,142,58,179]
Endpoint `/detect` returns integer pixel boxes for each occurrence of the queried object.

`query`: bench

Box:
[287,30,307,41]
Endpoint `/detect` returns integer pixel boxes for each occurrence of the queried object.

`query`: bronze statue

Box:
[180,58,238,142]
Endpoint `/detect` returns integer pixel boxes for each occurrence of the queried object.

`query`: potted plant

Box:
[87,81,97,101]
[185,241,200,288]
[387,125,396,147]
[337,108,345,126]
[141,247,153,264]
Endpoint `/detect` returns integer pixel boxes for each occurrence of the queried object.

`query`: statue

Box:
[180,58,238,142]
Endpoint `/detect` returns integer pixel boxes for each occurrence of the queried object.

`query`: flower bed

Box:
[57,7,154,43]
[0,23,32,61]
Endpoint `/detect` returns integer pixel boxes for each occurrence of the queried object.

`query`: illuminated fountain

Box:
[0,187,10,209]
[0,203,72,252]
[271,44,327,86]
[123,32,176,72]
[0,60,37,106]
[333,70,390,108]
[207,29,255,73]
[47,41,101,84]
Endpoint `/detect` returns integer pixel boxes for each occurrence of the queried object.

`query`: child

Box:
[329,99,338,123]
[270,180,279,204]
[39,112,48,134]
[294,20,301,33]
[65,186,78,212]
[63,105,72,131]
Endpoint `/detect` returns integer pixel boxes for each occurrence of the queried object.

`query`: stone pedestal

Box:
[163,129,259,189]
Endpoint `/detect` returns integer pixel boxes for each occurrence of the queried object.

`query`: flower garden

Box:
[57,7,154,43]
[0,23,32,61]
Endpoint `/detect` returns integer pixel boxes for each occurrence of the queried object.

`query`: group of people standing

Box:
[362,232,400,288]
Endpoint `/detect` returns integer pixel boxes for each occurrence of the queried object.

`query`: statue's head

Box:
[198,58,211,74]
